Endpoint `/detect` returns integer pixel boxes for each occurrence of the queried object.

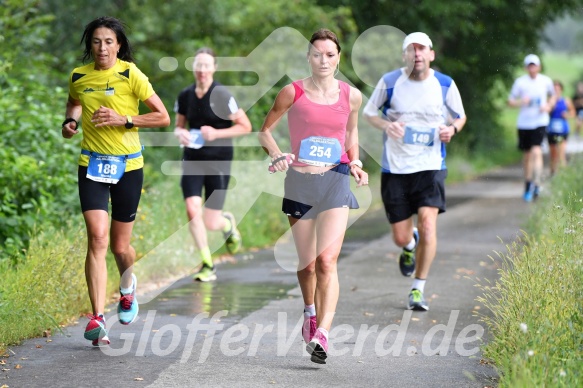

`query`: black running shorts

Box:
[180,158,231,210]
[381,169,447,224]
[547,133,568,145]
[78,166,143,222]
[518,126,546,150]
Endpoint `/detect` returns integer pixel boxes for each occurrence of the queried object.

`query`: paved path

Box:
[1,163,534,388]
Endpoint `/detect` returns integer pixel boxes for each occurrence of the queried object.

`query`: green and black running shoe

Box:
[223,212,242,254]
[193,263,217,282]
[399,227,418,277]
[407,288,429,311]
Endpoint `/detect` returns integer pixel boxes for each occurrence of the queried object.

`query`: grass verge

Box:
[0,224,89,349]
[477,155,583,387]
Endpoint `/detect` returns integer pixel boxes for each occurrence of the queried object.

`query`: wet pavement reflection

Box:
[144,278,295,319]
[143,206,392,321]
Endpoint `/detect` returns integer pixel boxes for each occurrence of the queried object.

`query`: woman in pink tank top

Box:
[259,28,368,364]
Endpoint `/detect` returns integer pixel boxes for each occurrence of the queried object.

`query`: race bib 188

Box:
[86,153,126,184]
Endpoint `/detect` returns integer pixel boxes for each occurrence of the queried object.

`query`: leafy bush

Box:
[0,3,80,263]
[0,80,81,263]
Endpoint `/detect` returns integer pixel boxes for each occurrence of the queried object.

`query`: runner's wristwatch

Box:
[62,118,78,128]
[125,115,134,129]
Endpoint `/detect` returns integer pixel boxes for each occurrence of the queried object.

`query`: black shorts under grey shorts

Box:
[381,169,447,224]
[78,166,143,222]
[282,163,359,220]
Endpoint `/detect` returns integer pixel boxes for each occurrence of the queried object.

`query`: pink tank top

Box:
[288,79,352,167]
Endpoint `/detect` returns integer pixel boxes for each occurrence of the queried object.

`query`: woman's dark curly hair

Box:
[80,16,134,63]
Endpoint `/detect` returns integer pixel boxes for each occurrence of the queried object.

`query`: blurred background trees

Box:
[1,0,582,262]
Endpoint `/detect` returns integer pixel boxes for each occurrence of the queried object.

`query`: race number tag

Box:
[529,97,541,107]
[403,126,435,147]
[187,129,205,149]
[298,136,341,166]
[86,153,127,184]
[548,119,564,134]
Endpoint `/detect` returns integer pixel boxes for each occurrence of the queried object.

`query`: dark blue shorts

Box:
[381,170,447,224]
[282,163,359,220]
[78,166,143,222]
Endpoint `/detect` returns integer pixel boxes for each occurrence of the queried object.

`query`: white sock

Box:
[411,278,426,293]
[304,304,316,316]
[404,234,416,251]
[120,278,134,295]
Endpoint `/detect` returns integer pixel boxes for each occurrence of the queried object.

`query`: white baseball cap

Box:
[402,32,433,51]
[524,54,540,66]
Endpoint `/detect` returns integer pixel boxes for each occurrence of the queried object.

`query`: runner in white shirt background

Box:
[508,54,555,202]
[363,32,466,311]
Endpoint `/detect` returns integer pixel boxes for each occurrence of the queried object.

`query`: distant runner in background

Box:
[508,54,555,202]
[173,47,251,282]
[547,80,575,176]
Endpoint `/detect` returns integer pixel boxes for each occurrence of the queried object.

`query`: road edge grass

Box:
[477,154,583,387]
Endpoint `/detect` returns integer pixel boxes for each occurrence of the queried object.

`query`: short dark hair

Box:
[553,80,563,90]
[308,28,341,54]
[195,47,217,65]
[80,16,134,63]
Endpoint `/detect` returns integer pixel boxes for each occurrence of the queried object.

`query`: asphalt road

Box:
[1,163,535,388]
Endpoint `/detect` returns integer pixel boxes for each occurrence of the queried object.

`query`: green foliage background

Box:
[2,0,582,262]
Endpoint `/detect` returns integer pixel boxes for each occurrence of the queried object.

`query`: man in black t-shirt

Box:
[173,47,252,282]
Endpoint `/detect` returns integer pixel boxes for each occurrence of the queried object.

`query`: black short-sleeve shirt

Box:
[175,81,239,160]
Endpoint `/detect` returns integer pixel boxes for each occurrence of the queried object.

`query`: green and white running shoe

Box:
[407,289,429,311]
[223,212,242,254]
[193,263,217,282]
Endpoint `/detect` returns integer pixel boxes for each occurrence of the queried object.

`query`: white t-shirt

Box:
[364,68,466,174]
[509,73,554,130]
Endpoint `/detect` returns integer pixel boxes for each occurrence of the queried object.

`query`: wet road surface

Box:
[1,163,534,388]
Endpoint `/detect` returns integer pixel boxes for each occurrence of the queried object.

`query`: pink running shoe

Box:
[306,328,328,364]
[302,312,317,343]
[84,314,110,346]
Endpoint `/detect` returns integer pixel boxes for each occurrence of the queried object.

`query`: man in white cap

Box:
[363,32,466,311]
[508,54,555,202]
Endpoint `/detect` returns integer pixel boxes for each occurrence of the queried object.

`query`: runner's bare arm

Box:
[93,93,170,128]
[62,95,82,139]
[259,84,295,158]
[346,86,367,186]
[201,109,252,141]
[174,112,191,146]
